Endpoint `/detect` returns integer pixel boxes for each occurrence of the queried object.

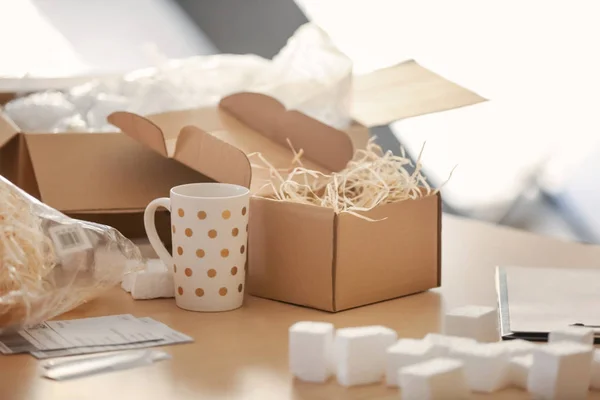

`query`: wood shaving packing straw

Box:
[249,138,452,221]
[0,178,57,325]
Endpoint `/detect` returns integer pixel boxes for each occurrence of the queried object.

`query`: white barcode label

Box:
[48,224,92,255]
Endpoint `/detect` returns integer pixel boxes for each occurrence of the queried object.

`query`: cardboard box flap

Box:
[220,92,354,172]
[110,95,356,194]
[175,125,251,189]
[106,111,168,157]
[23,132,205,212]
[0,112,19,148]
[351,60,486,127]
[109,111,252,190]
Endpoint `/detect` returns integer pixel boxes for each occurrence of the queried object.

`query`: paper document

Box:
[30,318,192,359]
[0,315,192,356]
[496,265,600,342]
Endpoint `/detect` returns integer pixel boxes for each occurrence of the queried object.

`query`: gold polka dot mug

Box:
[144,183,250,312]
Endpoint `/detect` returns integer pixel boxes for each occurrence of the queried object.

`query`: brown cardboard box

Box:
[0,60,482,243]
[0,61,483,310]
[0,111,209,240]
[107,60,484,311]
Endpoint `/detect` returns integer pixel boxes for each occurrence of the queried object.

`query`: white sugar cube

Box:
[449,342,510,392]
[131,269,174,299]
[335,325,397,386]
[289,321,334,383]
[398,358,470,400]
[423,333,477,355]
[499,339,537,357]
[528,341,594,399]
[591,349,600,390]
[509,354,533,389]
[386,339,443,387]
[444,305,499,342]
[548,326,594,346]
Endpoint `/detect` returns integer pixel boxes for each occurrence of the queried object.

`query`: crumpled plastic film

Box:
[250,23,353,129]
[3,23,353,132]
[0,175,142,333]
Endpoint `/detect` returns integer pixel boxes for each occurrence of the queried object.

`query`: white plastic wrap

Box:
[4,23,352,132]
[249,23,352,129]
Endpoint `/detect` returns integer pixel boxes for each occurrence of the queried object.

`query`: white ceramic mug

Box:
[144,183,250,312]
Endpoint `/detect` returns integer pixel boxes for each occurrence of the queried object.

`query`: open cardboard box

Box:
[0,107,209,240]
[105,61,484,311]
[0,60,482,243]
[0,61,483,311]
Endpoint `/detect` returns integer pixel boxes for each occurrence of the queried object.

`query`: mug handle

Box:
[144,197,173,271]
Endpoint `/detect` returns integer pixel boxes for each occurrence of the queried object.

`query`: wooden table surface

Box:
[2,214,600,400]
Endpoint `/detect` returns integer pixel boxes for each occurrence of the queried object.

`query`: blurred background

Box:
[2,0,599,243]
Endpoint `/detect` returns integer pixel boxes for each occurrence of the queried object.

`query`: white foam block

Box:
[289,321,334,383]
[131,269,174,299]
[591,349,600,391]
[121,259,144,292]
[444,305,499,342]
[121,272,135,293]
[449,342,510,392]
[528,341,594,400]
[499,339,537,357]
[386,339,444,387]
[509,354,533,389]
[398,358,470,400]
[145,259,169,272]
[335,325,397,386]
[548,327,594,346]
[423,333,477,356]
[121,259,167,293]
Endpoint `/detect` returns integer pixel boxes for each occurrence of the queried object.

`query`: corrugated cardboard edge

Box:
[331,211,339,312]
[220,92,355,172]
[437,192,442,287]
[109,112,252,189]
[0,93,16,106]
[0,111,19,148]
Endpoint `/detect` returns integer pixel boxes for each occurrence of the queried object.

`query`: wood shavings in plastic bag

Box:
[0,175,142,333]
[251,139,447,221]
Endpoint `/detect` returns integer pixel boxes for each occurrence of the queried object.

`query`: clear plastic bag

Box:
[0,175,142,333]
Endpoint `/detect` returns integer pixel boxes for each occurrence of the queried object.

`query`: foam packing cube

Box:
[449,342,510,393]
[591,349,600,391]
[130,260,174,300]
[335,325,397,386]
[509,354,533,389]
[122,259,167,294]
[131,269,175,299]
[121,259,144,292]
[548,326,594,346]
[423,333,476,356]
[444,305,499,342]
[528,341,594,400]
[385,339,444,387]
[289,321,335,383]
[398,358,470,400]
[500,338,537,357]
